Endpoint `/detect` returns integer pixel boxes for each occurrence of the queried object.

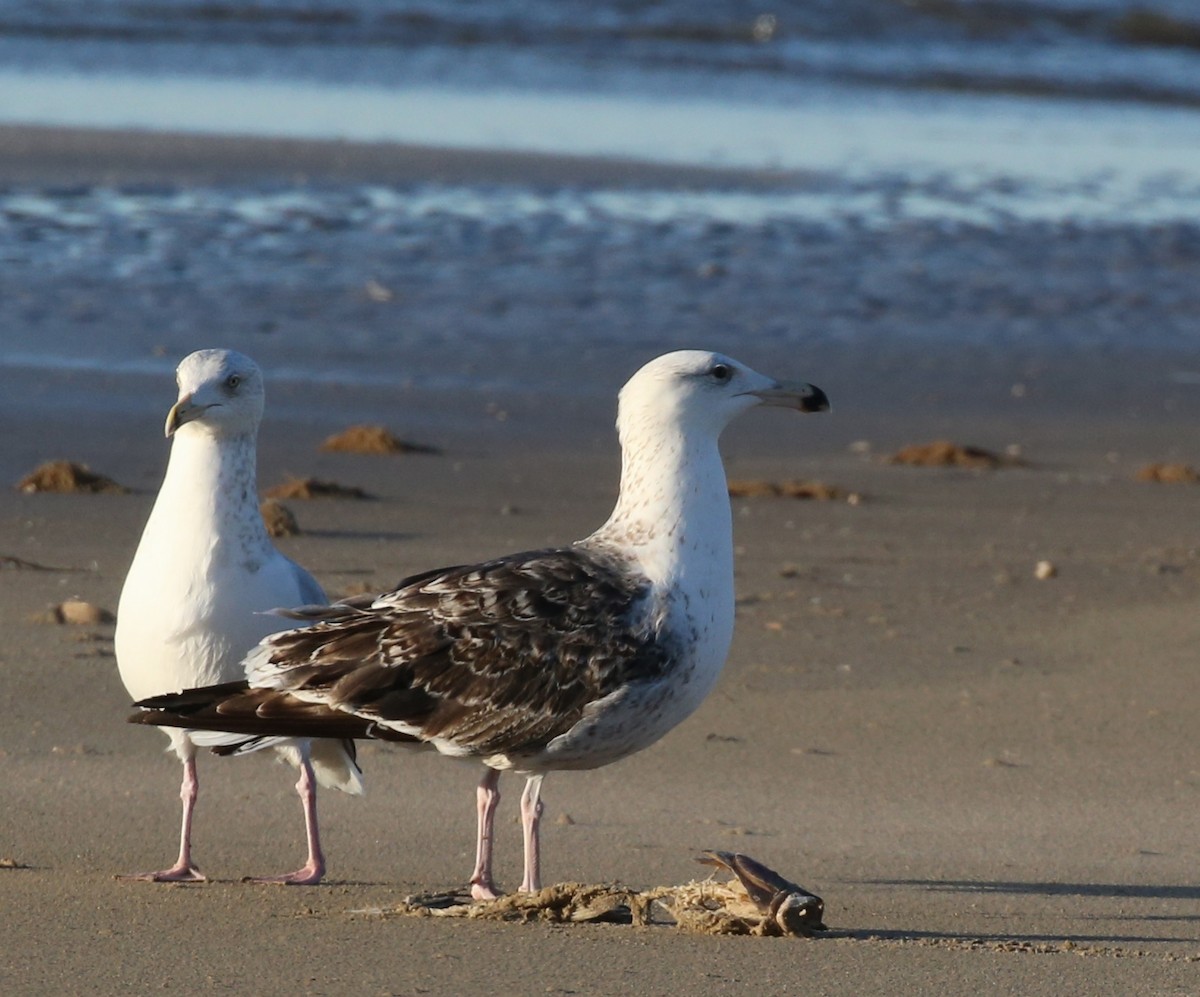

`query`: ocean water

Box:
[3,0,1200,177]
[3,1,1200,105]
[0,0,1199,403]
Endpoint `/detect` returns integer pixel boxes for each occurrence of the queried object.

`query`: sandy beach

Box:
[1,126,1198,995]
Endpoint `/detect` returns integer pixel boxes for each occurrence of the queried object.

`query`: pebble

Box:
[45,600,114,625]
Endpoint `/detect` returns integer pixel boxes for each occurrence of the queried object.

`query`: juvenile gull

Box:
[116,349,362,884]
[131,350,828,896]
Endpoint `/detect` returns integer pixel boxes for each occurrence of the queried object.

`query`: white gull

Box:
[130,350,828,895]
[116,348,362,884]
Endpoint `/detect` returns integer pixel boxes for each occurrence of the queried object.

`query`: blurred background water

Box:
[0,1,1198,421]
[3,0,1200,174]
[2,0,1200,106]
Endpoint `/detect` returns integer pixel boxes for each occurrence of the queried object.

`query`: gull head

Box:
[617,350,829,442]
[165,349,265,438]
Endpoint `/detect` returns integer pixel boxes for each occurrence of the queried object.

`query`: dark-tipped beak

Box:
[751,380,831,414]
[164,395,206,437]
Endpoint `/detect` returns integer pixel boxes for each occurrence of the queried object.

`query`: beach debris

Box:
[379,851,826,938]
[265,477,373,500]
[16,460,128,494]
[363,279,395,303]
[51,742,105,756]
[681,851,827,937]
[1135,462,1199,484]
[390,883,650,926]
[751,12,778,42]
[334,581,378,600]
[319,425,441,456]
[72,644,114,660]
[0,857,28,870]
[37,599,115,625]
[886,441,1016,470]
[1034,560,1058,580]
[260,499,300,538]
[728,479,861,504]
[0,555,90,572]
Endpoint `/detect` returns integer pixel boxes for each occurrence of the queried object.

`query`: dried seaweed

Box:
[260,499,300,538]
[16,460,128,494]
[729,479,860,503]
[319,425,441,456]
[1135,462,1199,484]
[379,851,826,939]
[886,441,1015,469]
[265,477,373,500]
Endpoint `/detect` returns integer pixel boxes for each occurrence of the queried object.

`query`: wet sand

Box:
[0,123,809,189]
[1,127,1198,995]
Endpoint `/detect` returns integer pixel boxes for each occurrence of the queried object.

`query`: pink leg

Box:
[470,768,501,900]
[120,755,206,882]
[249,753,325,886]
[518,773,545,893]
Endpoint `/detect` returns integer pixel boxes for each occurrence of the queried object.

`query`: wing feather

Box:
[134,545,673,758]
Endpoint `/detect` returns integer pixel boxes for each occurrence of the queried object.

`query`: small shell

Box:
[50,600,114,625]
[1034,560,1057,580]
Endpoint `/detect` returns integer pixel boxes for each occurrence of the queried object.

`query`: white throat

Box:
[593,423,732,585]
[585,409,739,729]
[151,424,272,566]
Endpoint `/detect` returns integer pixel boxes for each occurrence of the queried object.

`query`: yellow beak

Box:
[164,395,208,437]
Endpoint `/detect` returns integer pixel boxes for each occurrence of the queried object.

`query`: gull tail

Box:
[185,730,366,795]
[309,737,366,795]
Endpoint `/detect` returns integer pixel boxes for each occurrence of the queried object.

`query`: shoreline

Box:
[3,124,1200,471]
[3,120,1200,469]
[0,123,810,190]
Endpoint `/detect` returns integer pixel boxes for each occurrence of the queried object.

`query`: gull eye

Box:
[710,363,733,383]
[226,374,241,389]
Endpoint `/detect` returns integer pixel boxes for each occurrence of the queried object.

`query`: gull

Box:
[116,349,362,884]
[130,350,828,896]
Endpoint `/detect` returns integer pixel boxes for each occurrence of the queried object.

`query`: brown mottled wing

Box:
[242,546,672,756]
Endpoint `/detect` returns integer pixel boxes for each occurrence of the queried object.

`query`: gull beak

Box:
[164,395,207,437]
[750,380,831,414]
